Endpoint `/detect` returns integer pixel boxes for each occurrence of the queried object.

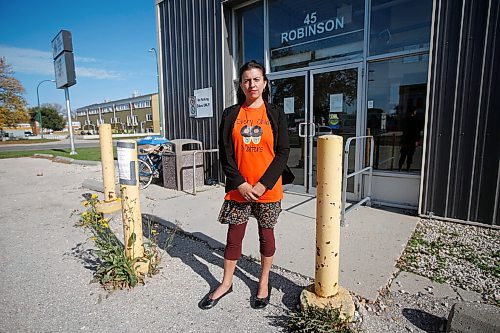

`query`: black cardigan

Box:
[218,102,290,193]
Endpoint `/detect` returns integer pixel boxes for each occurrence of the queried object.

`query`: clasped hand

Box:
[237,182,266,202]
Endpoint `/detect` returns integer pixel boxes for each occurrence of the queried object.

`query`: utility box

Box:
[163,139,204,191]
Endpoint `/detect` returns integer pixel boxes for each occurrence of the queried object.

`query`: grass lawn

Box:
[0,139,59,145]
[0,147,117,161]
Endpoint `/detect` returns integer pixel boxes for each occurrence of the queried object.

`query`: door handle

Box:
[298,122,307,137]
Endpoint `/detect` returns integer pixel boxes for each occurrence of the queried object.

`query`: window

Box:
[133,100,151,108]
[127,115,138,126]
[269,0,364,71]
[367,55,429,173]
[115,103,130,111]
[234,2,264,70]
[146,113,153,121]
[370,0,432,56]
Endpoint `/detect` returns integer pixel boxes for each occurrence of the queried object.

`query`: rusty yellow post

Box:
[300,135,354,319]
[95,124,121,214]
[315,135,342,297]
[117,140,148,274]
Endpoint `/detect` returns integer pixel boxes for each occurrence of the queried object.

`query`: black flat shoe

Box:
[199,285,233,310]
[254,283,271,309]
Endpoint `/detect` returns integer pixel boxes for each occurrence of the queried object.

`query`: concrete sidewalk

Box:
[139,182,418,301]
[0,157,419,332]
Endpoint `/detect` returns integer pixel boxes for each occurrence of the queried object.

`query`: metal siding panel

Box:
[158,0,224,181]
[421,0,442,216]
[477,0,500,224]
[424,0,500,224]
[429,0,463,217]
[452,0,488,219]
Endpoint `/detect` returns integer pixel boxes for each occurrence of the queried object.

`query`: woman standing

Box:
[200,61,290,310]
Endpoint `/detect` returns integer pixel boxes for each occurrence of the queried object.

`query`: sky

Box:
[0,0,159,111]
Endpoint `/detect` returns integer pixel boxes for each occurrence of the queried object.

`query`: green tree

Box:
[29,105,65,131]
[0,57,28,128]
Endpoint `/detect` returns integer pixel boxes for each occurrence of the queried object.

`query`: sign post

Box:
[52,30,77,155]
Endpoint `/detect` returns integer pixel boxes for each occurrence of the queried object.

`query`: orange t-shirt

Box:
[224,103,283,203]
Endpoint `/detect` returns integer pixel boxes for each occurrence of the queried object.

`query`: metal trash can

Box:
[162,139,204,191]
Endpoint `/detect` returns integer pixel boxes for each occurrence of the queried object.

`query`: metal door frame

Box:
[268,70,309,188]
[309,62,365,199]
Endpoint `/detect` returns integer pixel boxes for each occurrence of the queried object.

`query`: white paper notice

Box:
[193,87,213,118]
[330,93,343,113]
[284,97,295,114]
[117,147,132,181]
[368,100,374,108]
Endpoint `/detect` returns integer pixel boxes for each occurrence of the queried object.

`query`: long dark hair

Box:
[237,60,270,105]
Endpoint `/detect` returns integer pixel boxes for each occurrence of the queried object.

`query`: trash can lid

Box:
[170,139,203,151]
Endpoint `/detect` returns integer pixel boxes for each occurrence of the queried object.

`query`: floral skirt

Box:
[218,200,282,229]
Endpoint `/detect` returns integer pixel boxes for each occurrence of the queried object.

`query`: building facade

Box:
[155,0,499,225]
[75,93,160,134]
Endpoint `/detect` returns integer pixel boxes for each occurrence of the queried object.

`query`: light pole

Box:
[36,79,55,139]
[148,47,165,137]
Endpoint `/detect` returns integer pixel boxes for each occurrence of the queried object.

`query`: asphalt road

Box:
[0,138,107,152]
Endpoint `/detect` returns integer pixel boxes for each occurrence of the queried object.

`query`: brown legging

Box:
[224,222,275,260]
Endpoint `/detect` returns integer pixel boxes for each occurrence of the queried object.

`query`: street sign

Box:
[54,52,76,89]
[52,30,76,89]
[51,30,73,59]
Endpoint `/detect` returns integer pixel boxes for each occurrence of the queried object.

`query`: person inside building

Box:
[398,105,421,172]
[199,61,290,310]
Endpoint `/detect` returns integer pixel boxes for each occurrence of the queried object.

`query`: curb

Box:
[447,301,500,333]
[31,153,100,166]
[33,153,54,158]
[72,159,100,166]
[53,156,74,164]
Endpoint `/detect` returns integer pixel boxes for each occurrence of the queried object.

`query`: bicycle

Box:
[137,144,170,189]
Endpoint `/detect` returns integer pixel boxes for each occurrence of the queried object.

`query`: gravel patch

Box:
[397,219,499,304]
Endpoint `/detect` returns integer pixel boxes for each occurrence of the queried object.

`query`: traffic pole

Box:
[95,124,121,214]
[116,140,148,274]
[300,135,354,319]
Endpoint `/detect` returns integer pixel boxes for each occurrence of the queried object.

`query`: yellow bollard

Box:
[95,124,121,214]
[116,140,148,274]
[300,135,354,319]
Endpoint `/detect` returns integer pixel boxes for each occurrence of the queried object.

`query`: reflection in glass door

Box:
[310,66,362,197]
[269,74,307,187]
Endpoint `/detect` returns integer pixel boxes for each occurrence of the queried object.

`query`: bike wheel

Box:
[138,159,153,189]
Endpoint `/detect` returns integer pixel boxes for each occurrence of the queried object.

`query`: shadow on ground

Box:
[142,213,305,313]
[402,308,447,333]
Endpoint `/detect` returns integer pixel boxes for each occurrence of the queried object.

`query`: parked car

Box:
[24,131,35,137]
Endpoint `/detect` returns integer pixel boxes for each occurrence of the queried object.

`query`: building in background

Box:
[75,93,160,134]
[155,0,499,225]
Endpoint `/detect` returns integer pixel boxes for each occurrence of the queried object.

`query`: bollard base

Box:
[95,200,122,214]
[300,284,355,321]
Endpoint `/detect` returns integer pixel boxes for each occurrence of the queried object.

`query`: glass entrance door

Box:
[269,64,363,197]
[269,72,308,187]
[309,65,363,198]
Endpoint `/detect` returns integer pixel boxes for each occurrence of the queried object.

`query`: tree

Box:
[0,57,28,128]
[29,105,65,131]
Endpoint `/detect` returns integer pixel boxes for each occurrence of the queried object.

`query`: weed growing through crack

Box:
[287,303,355,333]
[77,194,167,290]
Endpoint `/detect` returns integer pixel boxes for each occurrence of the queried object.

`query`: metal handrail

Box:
[341,135,374,226]
[191,149,219,195]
